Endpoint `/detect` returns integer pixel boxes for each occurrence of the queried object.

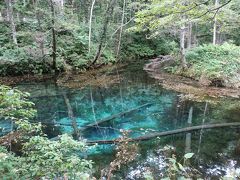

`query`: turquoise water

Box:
[2,60,240,178]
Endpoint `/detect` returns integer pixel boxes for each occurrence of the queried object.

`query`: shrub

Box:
[183,43,240,88]
[0,47,52,76]
[121,32,178,59]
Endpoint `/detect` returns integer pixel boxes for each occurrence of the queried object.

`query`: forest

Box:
[0,0,240,179]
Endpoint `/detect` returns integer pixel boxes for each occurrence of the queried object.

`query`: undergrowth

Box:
[168,43,240,88]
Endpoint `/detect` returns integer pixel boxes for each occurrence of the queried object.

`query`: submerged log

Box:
[30,91,80,99]
[79,103,152,131]
[63,93,80,138]
[36,121,81,126]
[86,122,240,145]
[50,103,152,141]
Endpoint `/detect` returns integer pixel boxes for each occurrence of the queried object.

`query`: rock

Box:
[144,55,175,72]
[199,75,212,86]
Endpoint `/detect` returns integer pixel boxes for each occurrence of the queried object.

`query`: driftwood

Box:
[86,122,240,145]
[79,103,152,131]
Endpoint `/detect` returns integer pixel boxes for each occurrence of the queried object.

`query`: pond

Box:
[4,60,240,179]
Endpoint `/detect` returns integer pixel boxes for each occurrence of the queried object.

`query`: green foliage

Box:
[0,0,120,76]
[122,32,178,58]
[165,152,195,179]
[126,43,155,57]
[0,85,41,135]
[183,43,240,87]
[0,47,52,76]
[102,49,116,63]
[20,134,93,179]
[0,85,36,122]
[0,135,93,179]
[0,146,20,179]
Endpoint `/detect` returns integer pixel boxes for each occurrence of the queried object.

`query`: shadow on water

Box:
[2,59,240,178]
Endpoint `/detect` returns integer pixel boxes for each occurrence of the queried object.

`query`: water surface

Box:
[5,60,240,178]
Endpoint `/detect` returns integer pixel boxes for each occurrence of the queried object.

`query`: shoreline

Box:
[144,58,240,100]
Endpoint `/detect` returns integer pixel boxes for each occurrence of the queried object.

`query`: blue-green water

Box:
[2,60,240,178]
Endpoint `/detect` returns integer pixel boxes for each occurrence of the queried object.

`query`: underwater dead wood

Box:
[30,91,79,99]
[63,93,80,138]
[51,103,151,140]
[79,103,152,131]
[86,122,240,145]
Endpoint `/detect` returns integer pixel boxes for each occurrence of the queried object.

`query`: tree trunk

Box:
[79,103,152,131]
[185,106,193,154]
[87,122,240,145]
[60,0,64,16]
[213,0,219,45]
[187,22,192,49]
[5,2,10,21]
[197,102,208,162]
[71,0,75,15]
[116,0,126,58]
[34,0,44,57]
[34,0,42,31]
[180,25,187,68]
[50,0,57,73]
[92,0,117,65]
[88,0,96,53]
[63,93,80,139]
[5,0,17,46]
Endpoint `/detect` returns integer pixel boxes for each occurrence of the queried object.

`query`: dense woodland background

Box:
[1,0,239,77]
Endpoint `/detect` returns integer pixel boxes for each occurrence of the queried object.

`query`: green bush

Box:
[20,134,93,179]
[0,47,52,76]
[0,135,93,179]
[122,32,178,59]
[183,43,240,87]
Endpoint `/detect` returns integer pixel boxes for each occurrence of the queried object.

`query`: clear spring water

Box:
[2,60,240,178]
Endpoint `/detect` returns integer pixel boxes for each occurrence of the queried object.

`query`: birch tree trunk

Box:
[116,0,126,58]
[180,25,187,68]
[213,0,219,45]
[5,0,17,46]
[88,0,96,53]
[187,22,192,49]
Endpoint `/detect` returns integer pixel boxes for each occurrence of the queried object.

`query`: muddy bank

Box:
[0,74,55,86]
[144,57,240,100]
[0,63,126,89]
[57,64,126,89]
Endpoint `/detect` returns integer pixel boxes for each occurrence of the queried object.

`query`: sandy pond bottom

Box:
[2,60,240,179]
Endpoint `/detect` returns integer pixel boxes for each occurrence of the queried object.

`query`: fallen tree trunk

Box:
[86,122,240,145]
[51,103,152,140]
[79,103,152,131]
[30,91,80,99]
[63,93,80,138]
[51,103,152,141]
[34,121,82,127]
